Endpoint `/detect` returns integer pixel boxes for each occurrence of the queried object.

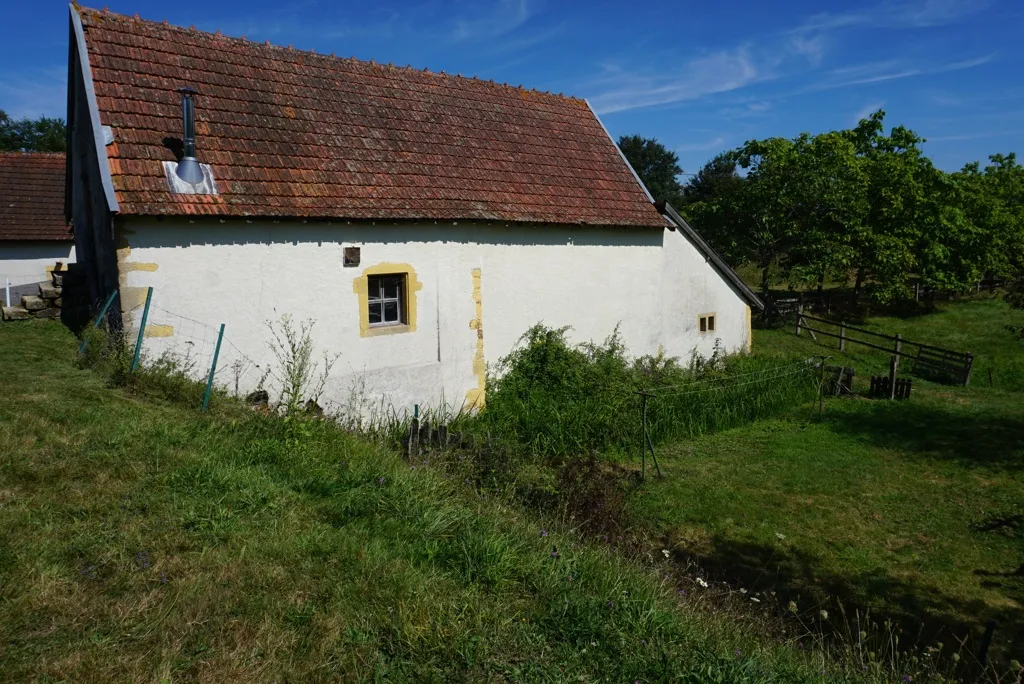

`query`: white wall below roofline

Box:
[0,241,76,286]
[116,219,751,416]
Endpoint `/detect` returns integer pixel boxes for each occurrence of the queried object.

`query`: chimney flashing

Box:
[162,160,218,195]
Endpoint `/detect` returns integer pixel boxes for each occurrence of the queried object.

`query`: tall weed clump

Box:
[470,325,819,460]
[475,325,639,458]
[77,325,217,408]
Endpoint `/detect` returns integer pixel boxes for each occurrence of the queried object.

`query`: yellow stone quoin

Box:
[465,267,486,409]
[143,324,174,338]
[352,262,423,337]
[745,305,752,352]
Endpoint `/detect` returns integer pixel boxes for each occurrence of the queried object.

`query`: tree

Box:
[617,135,683,205]
[723,136,805,294]
[0,110,67,152]
[844,110,932,302]
[954,153,1024,322]
[681,152,743,206]
[680,154,746,267]
[783,131,867,292]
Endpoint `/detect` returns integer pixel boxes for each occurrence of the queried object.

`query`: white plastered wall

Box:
[0,241,76,287]
[117,219,751,413]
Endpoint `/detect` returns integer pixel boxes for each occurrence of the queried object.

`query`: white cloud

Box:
[719,100,773,119]
[930,92,966,107]
[854,101,886,124]
[793,0,990,34]
[0,66,66,119]
[676,136,728,153]
[453,0,532,41]
[925,129,1024,142]
[587,47,760,114]
[892,0,993,28]
[789,34,826,66]
[806,53,993,91]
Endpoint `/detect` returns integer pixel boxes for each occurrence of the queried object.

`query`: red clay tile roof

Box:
[0,152,71,241]
[77,7,666,227]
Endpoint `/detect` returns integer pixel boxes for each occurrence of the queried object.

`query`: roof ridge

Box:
[0,151,66,157]
[76,5,584,105]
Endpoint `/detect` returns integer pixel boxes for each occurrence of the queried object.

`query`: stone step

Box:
[39,283,62,300]
[21,295,46,311]
[2,306,30,321]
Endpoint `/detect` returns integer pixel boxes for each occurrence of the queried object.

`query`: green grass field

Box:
[628,297,1024,661]
[1,300,1020,681]
[0,320,920,683]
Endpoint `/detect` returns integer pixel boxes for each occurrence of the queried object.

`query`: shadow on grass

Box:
[825,400,1024,472]
[680,535,1024,675]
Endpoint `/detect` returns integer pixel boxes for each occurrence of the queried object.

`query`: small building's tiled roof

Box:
[0,152,71,241]
[77,8,667,228]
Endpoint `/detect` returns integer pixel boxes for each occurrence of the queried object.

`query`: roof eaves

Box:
[659,200,765,311]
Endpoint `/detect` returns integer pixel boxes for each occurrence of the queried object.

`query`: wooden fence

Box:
[795,311,973,386]
[870,375,913,400]
[763,278,1006,320]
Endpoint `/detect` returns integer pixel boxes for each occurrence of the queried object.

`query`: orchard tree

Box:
[681,152,743,206]
[955,153,1024,318]
[784,131,867,292]
[0,110,66,152]
[680,154,746,265]
[846,110,930,302]
[726,136,806,294]
[617,135,684,205]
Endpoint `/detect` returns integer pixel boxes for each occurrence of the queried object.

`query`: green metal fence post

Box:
[78,289,119,355]
[131,287,153,372]
[202,323,225,413]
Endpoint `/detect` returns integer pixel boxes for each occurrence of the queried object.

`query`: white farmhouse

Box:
[0,152,75,306]
[66,6,762,411]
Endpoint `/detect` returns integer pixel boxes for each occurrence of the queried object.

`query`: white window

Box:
[699,313,716,333]
[368,274,406,326]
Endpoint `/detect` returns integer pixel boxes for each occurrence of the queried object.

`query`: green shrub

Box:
[467,324,819,459]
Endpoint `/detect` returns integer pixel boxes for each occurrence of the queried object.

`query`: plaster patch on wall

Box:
[745,305,752,352]
[352,262,423,338]
[114,233,152,321]
[144,324,174,338]
[466,267,486,409]
[121,261,159,272]
[120,286,149,312]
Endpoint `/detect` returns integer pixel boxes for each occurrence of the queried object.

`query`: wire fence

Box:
[82,286,824,433]
[137,302,267,401]
[645,359,812,396]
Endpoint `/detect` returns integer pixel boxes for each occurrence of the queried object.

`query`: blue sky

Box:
[2,0,1021,173]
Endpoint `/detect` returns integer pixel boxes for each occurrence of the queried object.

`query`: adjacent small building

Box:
[65,6,762,411]
[0,152,74,304]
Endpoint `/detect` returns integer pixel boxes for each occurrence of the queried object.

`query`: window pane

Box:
[699,317,707,332]
[383,300,399,323]
[708,315,715,331]
[368,276,382,303]
[368,300,382,325]
[383,276,401,301]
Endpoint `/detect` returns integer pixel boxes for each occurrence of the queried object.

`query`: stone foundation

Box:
[2,268,64,322]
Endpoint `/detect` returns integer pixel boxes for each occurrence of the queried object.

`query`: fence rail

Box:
[762,278,1006,320]
[795,310,973,386]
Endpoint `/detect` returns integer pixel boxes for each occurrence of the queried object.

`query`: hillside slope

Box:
[0,321,886,682]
